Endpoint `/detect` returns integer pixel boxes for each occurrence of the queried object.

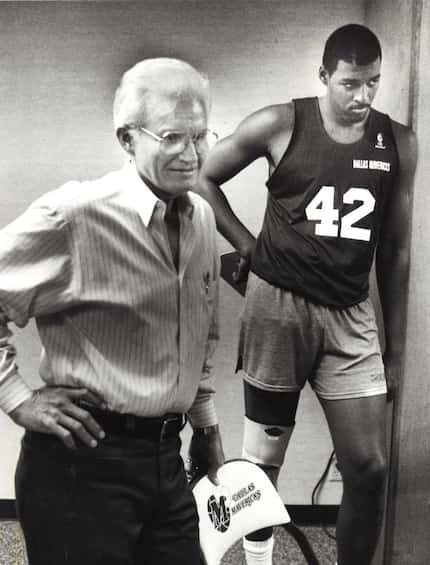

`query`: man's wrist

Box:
[238,242,254,260]
[0,373,34,415]
[193,424,219,437]
[235,230,254,256]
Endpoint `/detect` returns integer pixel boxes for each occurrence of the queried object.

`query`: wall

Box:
[0,0,378,506]
[364,0,415,122]
[376,1,430,563]
[362,2,417,563]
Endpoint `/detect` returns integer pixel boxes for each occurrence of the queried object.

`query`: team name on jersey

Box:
[353,159,391,172]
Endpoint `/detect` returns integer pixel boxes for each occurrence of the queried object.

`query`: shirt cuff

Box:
[187,395,218,429]
[0,371,34,414]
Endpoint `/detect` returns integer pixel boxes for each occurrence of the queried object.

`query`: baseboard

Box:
[0,500,17,520]
[286,504,338,526]
[0,500,338,525]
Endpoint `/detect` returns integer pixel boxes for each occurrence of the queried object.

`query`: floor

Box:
[0,521,28,565]
[223,525,337,565]
[0,520,336,565]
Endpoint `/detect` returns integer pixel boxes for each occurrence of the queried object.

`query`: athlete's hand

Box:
[9,386,106,449]
[383,350,402,402]
[233,236,256,285]
[233,254,251,284]
[186,425,225,485]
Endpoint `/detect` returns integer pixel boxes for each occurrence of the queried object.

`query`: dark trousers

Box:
[15,431,201,565]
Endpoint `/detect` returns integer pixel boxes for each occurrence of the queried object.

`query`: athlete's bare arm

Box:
[375,121,417,397]
[198,103,294,261]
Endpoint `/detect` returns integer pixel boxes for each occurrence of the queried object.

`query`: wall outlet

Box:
[328,454,343,482]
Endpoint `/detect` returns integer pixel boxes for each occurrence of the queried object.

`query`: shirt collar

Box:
[120,161,194,226]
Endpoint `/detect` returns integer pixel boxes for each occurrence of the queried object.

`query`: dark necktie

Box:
[164,199,180,271]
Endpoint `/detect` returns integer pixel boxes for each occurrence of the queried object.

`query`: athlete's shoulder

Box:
[235,102,294,146]
[373,110,414,143]
[375,117,417,198]
[370,109,417,163]
[390,119,417,169]
[390,119,416,142]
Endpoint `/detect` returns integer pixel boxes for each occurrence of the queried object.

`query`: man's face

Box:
[323,58,381,124]
[131,95,208,199]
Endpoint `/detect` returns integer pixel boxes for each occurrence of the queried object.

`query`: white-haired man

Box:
[0,58,223,565]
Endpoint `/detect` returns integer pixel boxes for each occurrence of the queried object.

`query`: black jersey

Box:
[251,97,399,307]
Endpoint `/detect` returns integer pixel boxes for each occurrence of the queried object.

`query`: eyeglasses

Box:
[127,124,219,154]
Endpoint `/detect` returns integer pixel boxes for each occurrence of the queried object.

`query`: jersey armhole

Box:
[266,101,299,188]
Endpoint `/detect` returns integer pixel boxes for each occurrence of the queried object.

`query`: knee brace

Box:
[242,416,293,468]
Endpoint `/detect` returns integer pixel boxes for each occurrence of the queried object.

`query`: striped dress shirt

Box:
[0,163,219,427]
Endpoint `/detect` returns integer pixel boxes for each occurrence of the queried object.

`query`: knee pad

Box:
[242,416,293,468]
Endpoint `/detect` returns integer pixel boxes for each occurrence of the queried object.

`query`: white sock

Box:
[243,536,274,565]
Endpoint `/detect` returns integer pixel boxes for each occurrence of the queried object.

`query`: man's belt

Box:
[83,404,186,441]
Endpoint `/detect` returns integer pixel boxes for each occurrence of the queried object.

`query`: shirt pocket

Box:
[184,268,215,306]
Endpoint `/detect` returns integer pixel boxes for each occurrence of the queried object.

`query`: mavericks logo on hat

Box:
[207,494,231,532]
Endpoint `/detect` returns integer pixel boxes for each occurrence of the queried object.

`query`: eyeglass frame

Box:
[125,124,219,154]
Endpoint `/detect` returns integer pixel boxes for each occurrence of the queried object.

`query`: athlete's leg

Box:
[313,297,388,564]
[242,382,300,565]
[319,394,388,565]
[238,276,321,565]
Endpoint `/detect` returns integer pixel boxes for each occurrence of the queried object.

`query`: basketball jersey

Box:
[251,97,399,307]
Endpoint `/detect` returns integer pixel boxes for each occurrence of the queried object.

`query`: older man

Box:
[0,58,223,565]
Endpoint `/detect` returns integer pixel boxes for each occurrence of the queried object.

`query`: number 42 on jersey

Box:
[305,185,375,242]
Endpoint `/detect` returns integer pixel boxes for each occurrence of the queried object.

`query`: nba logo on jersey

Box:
[375,133,386,149]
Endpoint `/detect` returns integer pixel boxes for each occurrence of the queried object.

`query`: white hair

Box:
[113,58,210,131]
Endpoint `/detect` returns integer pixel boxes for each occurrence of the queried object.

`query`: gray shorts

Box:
[238,272,386,400]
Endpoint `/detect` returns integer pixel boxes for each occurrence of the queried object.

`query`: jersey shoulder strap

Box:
[291,97,320,140]
[269,97,320,176]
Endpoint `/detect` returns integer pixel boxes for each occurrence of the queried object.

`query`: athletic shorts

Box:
[237,272,387,400]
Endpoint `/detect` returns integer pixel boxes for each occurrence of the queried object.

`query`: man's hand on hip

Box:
[9,386,106,449]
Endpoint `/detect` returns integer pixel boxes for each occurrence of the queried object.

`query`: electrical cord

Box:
[281,522,321,565]
[311,449,337,541]
[276,449,339,562]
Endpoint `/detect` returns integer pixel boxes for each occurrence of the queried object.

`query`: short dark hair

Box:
[322,24,382,75]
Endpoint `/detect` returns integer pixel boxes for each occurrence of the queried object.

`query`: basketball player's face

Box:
[323,58,381,124]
